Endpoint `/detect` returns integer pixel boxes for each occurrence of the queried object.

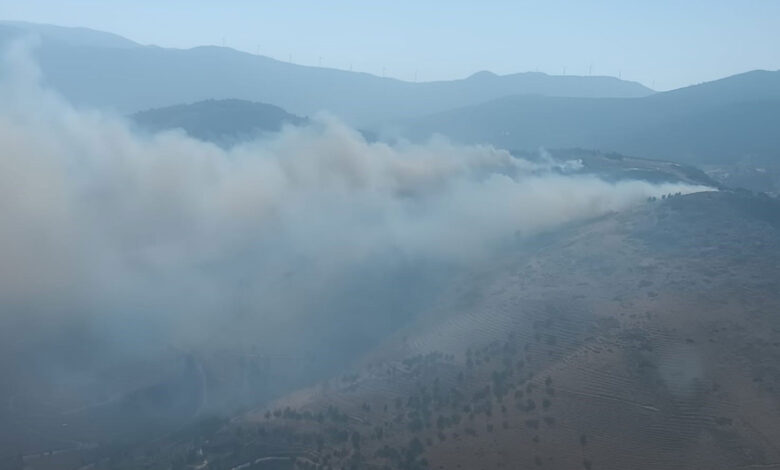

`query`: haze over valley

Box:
[0,9,779,470]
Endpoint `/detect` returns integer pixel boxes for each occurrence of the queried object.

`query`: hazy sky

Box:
[1,0,779,90]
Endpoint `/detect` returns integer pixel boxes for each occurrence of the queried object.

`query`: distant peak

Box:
[467,70,498,80]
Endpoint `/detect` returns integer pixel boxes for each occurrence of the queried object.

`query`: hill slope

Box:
[53,190,780,470]
[0,22,653,124]
[0,21,140,48]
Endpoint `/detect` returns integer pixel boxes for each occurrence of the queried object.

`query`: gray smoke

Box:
[0,42,711,408]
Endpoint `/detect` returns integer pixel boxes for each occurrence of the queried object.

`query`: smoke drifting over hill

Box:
[0,43,710,390]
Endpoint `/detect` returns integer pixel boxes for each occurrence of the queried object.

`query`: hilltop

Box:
[131,99,308,146]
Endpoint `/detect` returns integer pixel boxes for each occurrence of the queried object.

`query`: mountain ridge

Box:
[399,70,780,167]
[0,21,653,124]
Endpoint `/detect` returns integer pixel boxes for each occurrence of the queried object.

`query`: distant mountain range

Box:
[2,21,779,182]
[0,21,653,125]
[400,70,780,166]
[131,99,307,146]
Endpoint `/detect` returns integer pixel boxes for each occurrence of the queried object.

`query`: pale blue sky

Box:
[1,0,778,90]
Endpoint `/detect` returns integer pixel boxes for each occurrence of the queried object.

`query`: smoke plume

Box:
[0,42,710,405]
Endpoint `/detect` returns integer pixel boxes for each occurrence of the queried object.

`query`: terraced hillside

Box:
[77,190,780,470]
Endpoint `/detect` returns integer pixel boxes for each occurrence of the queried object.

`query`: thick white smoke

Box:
[0,42,711,360]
